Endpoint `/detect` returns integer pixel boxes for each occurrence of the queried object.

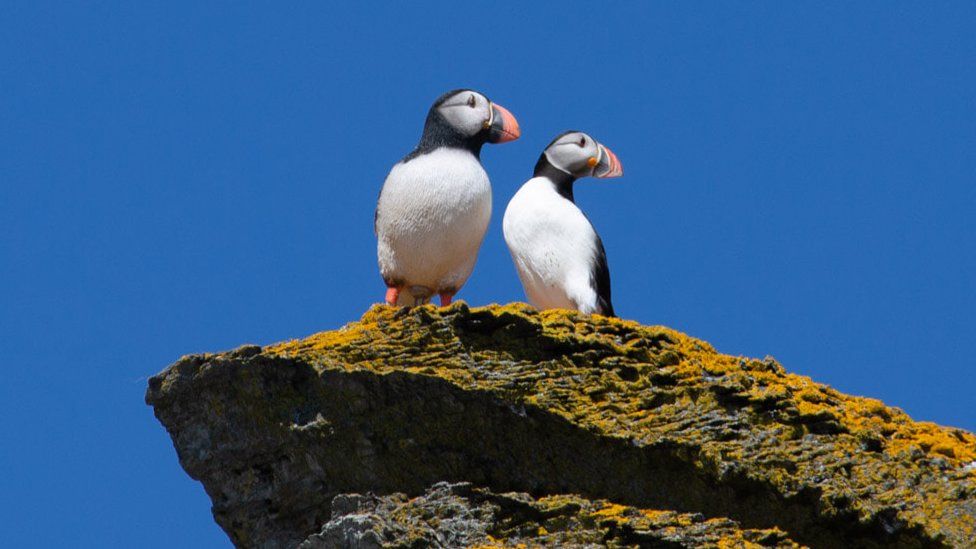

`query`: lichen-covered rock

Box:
[300,482,799,548]
[146,303,976,548]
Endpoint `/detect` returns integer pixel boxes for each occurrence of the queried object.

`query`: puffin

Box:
[376,89,520,306]
[502,131,623,316]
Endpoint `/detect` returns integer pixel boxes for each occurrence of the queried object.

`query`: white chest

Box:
[502,178,599,311]
[376,147,493,290]
[379,148,490,229]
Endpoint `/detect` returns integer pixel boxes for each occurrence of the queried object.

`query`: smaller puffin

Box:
[376,89,520,307]
[503,131,623,316]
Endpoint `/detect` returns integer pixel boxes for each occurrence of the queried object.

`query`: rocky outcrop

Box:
[300,482,798,548]
[146,303,976,548]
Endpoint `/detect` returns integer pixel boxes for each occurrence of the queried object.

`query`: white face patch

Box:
[544,132,602,176]
[436,91,492,137]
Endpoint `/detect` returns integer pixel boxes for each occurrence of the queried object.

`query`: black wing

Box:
[590,234,615,317]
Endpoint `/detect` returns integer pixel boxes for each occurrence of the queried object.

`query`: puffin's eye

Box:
[467,95,476,108]
[578,137,587,147]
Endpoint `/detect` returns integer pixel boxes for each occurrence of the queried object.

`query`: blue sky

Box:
[1,3,973,546]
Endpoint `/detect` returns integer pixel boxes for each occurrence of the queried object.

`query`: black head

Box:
[533,131,624,201]
[408,89,520,160]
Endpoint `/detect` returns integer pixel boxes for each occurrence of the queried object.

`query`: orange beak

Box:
[594,144,623,178]
[488,103,520,143]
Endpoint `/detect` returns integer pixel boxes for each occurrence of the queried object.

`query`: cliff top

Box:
[148,303,976,547]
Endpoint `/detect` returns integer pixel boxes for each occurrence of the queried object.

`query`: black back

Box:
[590,235,615,317]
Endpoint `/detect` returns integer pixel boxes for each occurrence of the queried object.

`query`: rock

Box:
[299,482,799,548]
[146,303,976,548]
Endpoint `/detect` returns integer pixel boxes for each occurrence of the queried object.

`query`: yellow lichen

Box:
[261,302,976,544]
[592,503,629,518]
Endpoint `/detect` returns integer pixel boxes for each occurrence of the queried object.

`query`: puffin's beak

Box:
[594,143,623,178]
[487,103,520,143]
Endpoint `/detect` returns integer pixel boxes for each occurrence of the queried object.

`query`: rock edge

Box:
[147,303,976,548]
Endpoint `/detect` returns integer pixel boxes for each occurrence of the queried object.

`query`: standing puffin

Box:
[376,89,520,307]
[503,131,623,316]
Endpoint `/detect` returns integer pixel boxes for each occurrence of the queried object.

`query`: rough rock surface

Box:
[300,482,798,548]
[146,303,976,548]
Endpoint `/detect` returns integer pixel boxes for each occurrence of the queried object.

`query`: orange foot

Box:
[385,287,400,306]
